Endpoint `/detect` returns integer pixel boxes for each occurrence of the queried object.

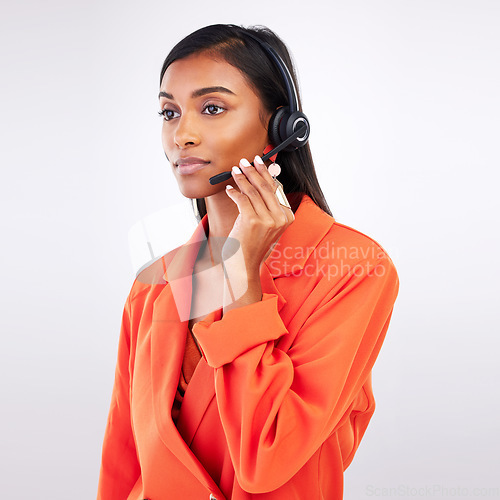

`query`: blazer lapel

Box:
[150,215,225,494]
[174,262,288,449]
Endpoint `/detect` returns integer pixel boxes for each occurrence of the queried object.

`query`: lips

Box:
[175,157,211,175]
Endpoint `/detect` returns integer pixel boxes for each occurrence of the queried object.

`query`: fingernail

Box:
[232,166,242,175]
[254,155,264,166]
[240,158,251,167]
[226,184,234,190]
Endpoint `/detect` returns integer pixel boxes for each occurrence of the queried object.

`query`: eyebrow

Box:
[158,86,236,100]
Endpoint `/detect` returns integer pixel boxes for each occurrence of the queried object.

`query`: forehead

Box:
[160,52,259,99]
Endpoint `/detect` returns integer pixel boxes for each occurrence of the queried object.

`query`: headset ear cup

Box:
[268,107,289,147]
[269,107,311,152]
[284,111,311,150]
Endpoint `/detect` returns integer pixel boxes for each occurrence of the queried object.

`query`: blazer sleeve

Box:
[193,252,399,494]
[96,293,141,499]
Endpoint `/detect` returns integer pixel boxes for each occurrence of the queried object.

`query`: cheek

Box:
[209,115,269,161]
[161,127,169,157]
[161,125,173,148]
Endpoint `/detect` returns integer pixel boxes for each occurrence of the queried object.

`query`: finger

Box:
[238,157,287,220]
[253,155,278,187]
[252,156,294,223]
[225,176,258,220]
[234,158,293,228]
[247,156,279,199]
[232,161,275,220]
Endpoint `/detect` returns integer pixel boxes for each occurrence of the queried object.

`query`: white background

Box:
[1,0,499,498]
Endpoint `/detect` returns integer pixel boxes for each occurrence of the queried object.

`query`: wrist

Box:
[222,266,262,315]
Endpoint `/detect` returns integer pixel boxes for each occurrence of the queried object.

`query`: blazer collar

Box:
[262,193,335,278]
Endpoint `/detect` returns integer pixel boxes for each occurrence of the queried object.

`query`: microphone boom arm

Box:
[208,124,307,185]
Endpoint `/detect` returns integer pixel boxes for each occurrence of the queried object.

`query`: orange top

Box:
[171,330,202,423]
[171,229,219,424]
[97,193,400,500]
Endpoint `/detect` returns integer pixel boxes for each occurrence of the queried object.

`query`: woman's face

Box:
[159,51,273,199]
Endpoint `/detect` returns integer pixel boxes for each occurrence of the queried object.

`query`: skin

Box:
[159,51,295,314]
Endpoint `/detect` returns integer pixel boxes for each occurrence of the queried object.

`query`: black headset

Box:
[208,31,311,185]
[243,31,310,153]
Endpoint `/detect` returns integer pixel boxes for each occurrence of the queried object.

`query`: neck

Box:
[201,189,240,263]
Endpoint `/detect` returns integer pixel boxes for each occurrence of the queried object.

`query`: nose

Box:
[173,112,201,149]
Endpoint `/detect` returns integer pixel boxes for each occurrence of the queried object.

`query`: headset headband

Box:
[240,31,299,114]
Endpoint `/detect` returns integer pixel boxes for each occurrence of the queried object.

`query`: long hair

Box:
[159,24,333,220]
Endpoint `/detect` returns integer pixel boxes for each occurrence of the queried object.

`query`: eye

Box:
[157,108,180,121]
[202,104,225,116]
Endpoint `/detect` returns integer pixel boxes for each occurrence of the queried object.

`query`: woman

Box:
[97,24,399,500]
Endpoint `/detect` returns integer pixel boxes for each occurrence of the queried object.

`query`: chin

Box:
[176,178,222,200]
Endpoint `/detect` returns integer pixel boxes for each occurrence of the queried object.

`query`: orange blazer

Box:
[97,193,399,499]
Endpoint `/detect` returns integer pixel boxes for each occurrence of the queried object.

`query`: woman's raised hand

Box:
[223,155,295,279]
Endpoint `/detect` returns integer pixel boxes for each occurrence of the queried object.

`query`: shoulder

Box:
[295,194,396,269]
[296,217,399,318]
[327,220,399,295]
[327,219,393,262]
[125,250,174,306]
[320,219,398,280]
[288,196,399,297]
